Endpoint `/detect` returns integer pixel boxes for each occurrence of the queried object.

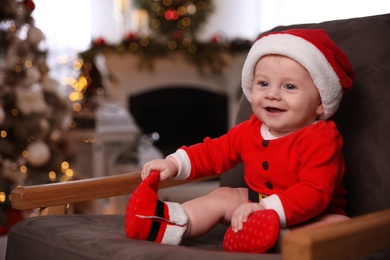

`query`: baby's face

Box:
[250,55,324,138]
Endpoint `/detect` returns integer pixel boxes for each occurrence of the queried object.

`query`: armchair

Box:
[6,13,390,260]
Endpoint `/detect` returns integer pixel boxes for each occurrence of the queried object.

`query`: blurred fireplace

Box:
[129,86,228,156]
[105,52,248,132]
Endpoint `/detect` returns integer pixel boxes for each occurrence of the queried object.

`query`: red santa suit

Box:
[171,114,346,228]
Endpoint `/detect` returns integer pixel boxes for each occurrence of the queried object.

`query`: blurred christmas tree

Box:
[0,0,72,234]
[134,0,215,40]
[81,0,251,83]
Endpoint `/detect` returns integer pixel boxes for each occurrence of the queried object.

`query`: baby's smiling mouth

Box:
[265,107,286,113]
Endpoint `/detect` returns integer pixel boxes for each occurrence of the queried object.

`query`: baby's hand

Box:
[141,158,178,181]
[230,202,266,233]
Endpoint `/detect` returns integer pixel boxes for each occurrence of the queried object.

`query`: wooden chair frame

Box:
[10,171,390,260]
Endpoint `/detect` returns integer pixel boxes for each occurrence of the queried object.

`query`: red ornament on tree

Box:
[23,0,35,11]
[94,37,106,46]
[0,208,24,235]
[164,9,180,21]
[172,30,184,40]
[125,32,137,40]
[210,35,221,43]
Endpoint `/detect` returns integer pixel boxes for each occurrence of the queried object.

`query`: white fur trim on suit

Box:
[169,149,191,180]
[261,194,287,228]
[242,33,343,120]
[161,202,188,245]
[161,223,187,245]
[165,202,189,226]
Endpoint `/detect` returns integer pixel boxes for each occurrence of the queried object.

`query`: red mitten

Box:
[125,170,188,245]
[223,209,280,253]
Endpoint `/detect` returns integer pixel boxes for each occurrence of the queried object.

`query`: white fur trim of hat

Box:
[241,29,354,120]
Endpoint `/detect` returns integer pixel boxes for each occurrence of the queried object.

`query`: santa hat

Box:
[241,29,354,120]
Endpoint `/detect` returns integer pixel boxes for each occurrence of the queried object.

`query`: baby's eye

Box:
[259,81,268,87]
[284,84,296,90]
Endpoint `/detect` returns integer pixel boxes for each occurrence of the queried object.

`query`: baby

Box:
[126,28,354,253]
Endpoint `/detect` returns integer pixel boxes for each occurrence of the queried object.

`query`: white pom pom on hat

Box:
[241,29,354,120]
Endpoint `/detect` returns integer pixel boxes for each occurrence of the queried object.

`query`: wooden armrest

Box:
[10,171,218,211]
[282,208,390,260]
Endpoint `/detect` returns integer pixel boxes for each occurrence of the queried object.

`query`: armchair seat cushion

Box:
[6,214,281,260]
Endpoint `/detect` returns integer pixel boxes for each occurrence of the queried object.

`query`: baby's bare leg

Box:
[182,187,248,238]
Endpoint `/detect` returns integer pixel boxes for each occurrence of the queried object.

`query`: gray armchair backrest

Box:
[220,13,390,218]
